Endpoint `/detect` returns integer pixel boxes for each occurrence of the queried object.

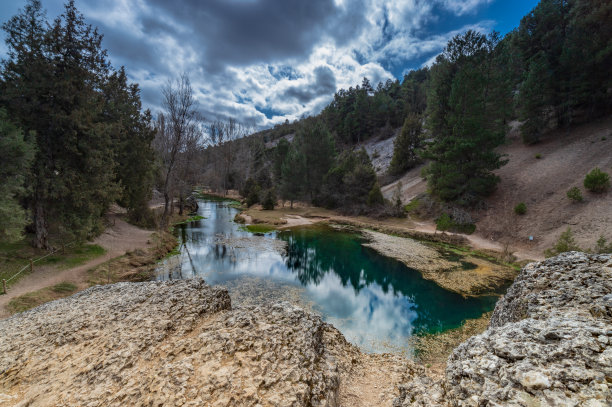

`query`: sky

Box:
[0,0,540,129]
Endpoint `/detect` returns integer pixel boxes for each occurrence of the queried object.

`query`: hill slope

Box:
[379,117,612,259]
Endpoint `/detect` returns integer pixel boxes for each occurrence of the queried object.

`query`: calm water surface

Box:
[158,200,497,355]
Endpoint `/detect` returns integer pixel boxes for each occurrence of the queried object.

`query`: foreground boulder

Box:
[0,280,341,406]
[0,279,419,406]
[396,252,612,406]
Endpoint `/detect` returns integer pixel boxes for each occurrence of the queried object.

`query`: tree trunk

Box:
[179,194,184,215]
[33,200,49,249]
[161,192,170,230]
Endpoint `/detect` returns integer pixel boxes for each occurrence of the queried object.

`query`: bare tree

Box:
[209,118,250,195]
[154,74,203,229]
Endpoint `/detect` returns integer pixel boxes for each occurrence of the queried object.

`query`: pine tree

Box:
[273,138,290,183]
[103,67,157,224]
[280,146,305,208]
[1,0,120,247]
[294,119,335,202]
[424,31,509,205]
[519,55,552,143]
[389,113,422,175]
[0,109,35,242]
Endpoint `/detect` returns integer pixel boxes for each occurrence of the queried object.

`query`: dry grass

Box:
[7,282,79,314]
[87,232,177,286]
[412,312,492,365]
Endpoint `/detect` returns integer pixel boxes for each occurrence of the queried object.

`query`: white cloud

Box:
[441,0,493,16]
[26,0,498,129]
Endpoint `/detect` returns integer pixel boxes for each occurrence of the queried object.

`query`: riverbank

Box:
[0,209,178,318]
[235,204,519,297]
[362,230,517,297]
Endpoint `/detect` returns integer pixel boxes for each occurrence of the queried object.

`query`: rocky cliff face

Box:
[1,253,610,406]
[396,252,612,407]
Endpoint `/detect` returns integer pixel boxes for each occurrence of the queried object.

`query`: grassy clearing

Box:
[242,205,336,226]
[0,238,106,288]
[7,281,79,314]
[38,244,106,268]
[433,241,521,271]
[87,232,177,286]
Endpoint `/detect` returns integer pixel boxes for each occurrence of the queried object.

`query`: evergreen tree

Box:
[388,113,422,175]
[519,54,552,143]
[294,119,335,201]
[0,109,35,242]
[280,146,305,208]
[1,0,120,247]
[321,149,378,209]
[424,31,509,205]
[514,0,612,139]
[103,67,157,224]
[273,138,290,183]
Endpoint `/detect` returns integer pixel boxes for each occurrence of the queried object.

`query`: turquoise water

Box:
[159,200,497,354]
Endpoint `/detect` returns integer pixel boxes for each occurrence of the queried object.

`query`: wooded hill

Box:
[204,0,611,214]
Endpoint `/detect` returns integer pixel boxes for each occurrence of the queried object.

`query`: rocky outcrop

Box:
[396,252,612,407]
[1,253,609,406]
[0,280,342,406]
[0,279,418,407]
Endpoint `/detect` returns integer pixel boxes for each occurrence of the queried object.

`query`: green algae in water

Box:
[159,201,499,354]
[240,224,277,234]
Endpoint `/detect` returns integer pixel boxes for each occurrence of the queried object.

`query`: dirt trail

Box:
[0,211,153,319]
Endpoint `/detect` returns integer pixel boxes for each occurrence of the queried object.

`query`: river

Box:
[157,200,497,356]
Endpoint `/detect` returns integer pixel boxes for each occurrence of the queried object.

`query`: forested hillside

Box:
[205,0,610,218]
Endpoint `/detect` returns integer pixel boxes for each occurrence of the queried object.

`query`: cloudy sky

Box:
[0,0,538,129]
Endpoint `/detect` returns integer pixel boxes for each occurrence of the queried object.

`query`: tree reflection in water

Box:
[160,201,498,353]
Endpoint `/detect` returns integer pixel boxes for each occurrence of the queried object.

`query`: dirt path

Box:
[0,211,153,319]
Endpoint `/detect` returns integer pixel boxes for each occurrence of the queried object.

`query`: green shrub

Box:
[246,186,261,207]
[262,189,276,210]
[593,235,612,254]
[583,167,610,192]
[535,153,542,159]
[566,187,583,202]
[514,202,527,215]
[367,183,384,206]
[545,227,581,257]
[404,198,421,213]
[436,213,452,232]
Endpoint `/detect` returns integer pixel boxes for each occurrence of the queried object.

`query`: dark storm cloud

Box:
[284,66,336,104]
[0,0,500,128]
[100,27,160,69]
[142,0,351,70]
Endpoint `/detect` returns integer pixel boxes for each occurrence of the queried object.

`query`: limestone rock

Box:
[395,252,612,407]
[0,280,341,406]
